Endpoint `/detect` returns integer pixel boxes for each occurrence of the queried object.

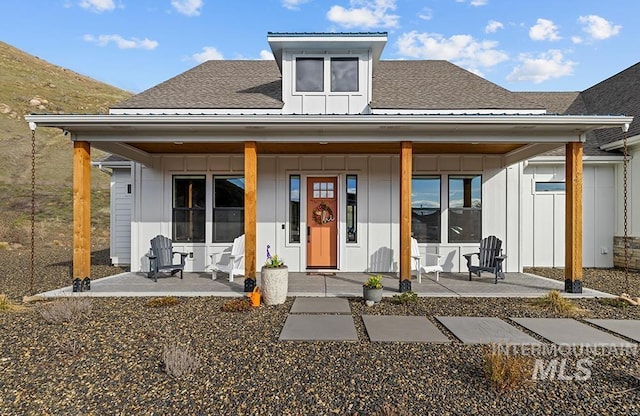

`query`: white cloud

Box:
[418,7,432,21]
[282,0,309,10]
[571,36,583,44]
[192,46,224,63]
[171,0,203,16]
[529,18,561,41]
[259,50,275,60]
[78,0,115,13]
[507,50,575,83]
[485,20,503,34]
[83,34,158,50]
[327,0,399,29]
[470,0,487,5]
[397,31,508,74]
[578,15,621,40]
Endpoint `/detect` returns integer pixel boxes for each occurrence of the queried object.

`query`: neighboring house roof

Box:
[513,92,587,115]
[114,60,545,111]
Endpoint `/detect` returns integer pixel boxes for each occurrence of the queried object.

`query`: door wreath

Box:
[312,202,335,224]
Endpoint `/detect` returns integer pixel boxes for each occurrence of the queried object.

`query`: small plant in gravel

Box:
[531,290,587,317]
[597,297,629,308]
[392,291,417,305]
[39,297,92,324]
[376,404,411,416]
[364,274,383,289]
[55,336,83,358]
[145,296,180,308]
[220,298,253,312]
[483,346,532,393]
[162,343,200,378]
[0,294,25,312]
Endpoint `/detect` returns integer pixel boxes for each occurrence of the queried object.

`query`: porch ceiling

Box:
[128,141,526,155]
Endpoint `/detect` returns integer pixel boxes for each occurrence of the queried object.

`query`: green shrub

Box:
[392,291,418,304]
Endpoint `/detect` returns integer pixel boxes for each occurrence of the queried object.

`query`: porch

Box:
[36,271,613,299]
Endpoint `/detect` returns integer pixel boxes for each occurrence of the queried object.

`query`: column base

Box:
[564,279,583,294]
[244,278,256,292]
[399,279,412,293]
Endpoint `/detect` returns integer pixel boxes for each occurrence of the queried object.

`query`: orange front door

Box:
[307,177,338,269]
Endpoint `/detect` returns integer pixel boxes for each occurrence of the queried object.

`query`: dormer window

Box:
[295,57,359,93]
[296,58,324,92]
[331,58,358,92]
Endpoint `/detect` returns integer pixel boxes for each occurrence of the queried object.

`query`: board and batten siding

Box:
[521,162,616,268]
[109,168,132,266]
[128,153,516,274]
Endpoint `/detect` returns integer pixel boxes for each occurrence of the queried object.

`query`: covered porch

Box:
[36,271,613,299]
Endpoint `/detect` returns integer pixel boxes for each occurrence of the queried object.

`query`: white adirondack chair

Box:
[411,237,443,283]
[210,234,245,282]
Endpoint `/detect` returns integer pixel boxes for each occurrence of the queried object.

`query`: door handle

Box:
[307,226,310,243]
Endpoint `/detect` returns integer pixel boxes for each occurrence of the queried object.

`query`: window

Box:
[346,175,357,243]
[535,181,565,192]
[296,58,323,92]
[448,175,481,243]
[289,175,300,243]
[331,58,358,92]
[173,176,206,242]
[412,177,441,243]
[213,176,244,243]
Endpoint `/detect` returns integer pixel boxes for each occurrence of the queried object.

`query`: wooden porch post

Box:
[565,142,583,293]
[400,141,412,292]
[244,141,257,283]
[73,141,91,292]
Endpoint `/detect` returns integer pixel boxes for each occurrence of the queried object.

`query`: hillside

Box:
[0,41,133,246]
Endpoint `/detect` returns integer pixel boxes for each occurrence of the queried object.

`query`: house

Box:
[25,32,632,293]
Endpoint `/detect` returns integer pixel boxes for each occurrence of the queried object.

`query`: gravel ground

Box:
[2,247,640,415]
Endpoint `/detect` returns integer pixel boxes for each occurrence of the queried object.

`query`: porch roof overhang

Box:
[25,113,633,167]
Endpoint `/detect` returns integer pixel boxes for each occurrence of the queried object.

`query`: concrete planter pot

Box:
[363,286,383,303]
[261,266,288,305]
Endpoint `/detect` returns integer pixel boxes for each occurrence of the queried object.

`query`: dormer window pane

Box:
[331,58,358,92]
[296,58,323,92]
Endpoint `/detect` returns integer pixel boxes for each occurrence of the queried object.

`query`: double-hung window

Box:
[172,176,206,243]
[411,177,441,243]
[295,57,359,93]
[213,176,244,243]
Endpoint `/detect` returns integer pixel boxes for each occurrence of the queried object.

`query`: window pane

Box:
[331,58,358,92]
[172,176,205,242]
[213,209,244,243]
[448,175,481,243]
[412,177,441,243]
[214,177,244,207]
[289,175,300,243]
[296,58,323,92]
[535,182,565,192]
[346,175,357,243]
[213,176,244,243]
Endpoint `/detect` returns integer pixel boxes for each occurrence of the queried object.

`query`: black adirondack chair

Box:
[463,235,507,284]
[146,235,188,282]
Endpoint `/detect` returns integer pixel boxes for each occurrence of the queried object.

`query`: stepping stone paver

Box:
[362,315,451,343]
[511,318,635,346]
[585,319,640,343]
[279,315,358,341]
[436,316,542,345]
[290,297,351,314]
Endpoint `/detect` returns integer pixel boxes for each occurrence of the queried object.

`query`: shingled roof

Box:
[113,59,544,111]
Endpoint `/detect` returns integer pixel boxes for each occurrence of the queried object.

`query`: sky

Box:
[0,0,638,94]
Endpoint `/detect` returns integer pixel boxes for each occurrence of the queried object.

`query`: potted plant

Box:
[261,245,288,305]
[363,274,384,303]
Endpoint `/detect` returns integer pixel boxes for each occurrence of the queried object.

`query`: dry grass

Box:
[39,297,92,324]
[0,294,26,312]
[483,347,533,393]
[220,298,253,312]
[162,344,201,378]
[531,290,588,317]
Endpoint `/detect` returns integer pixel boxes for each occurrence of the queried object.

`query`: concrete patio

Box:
[37,271,613,298]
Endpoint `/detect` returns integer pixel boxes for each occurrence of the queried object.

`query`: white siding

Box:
[110,168,132,266]
[521,162,616,268]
